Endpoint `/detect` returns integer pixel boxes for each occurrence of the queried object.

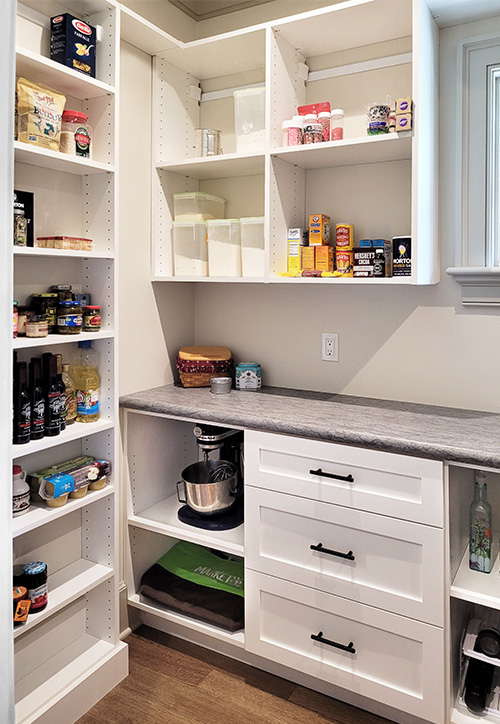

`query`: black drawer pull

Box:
[311,631,356,654]
[310,468,354,483]
[310,543,355,561]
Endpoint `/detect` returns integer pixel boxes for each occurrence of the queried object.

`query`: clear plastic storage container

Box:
[207,219,241,277]
[173,221,208,277]
[173,192,225,221]
[233,87,266,153]
[240,217,265,277]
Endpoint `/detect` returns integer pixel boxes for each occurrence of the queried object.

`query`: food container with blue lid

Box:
[235,362,261,390]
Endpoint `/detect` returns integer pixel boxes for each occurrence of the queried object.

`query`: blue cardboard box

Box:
[50,14,96,78]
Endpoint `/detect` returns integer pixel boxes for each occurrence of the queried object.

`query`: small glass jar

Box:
[23,561,48,613]
[26,313,48,338]
[13,301,18,338]
[57,300,82,334]
[60,110,92,157]
[17,305,28,336]
[331,108,344,140]
[14,207,27,246]
[317,111,331,142]
[83,305,101,332]
[49,284,72,301]
[31,293,58,333]
[282,117,303,147]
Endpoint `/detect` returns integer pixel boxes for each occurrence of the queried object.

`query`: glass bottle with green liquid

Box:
[73,340,100,423]
[469,471,492,573]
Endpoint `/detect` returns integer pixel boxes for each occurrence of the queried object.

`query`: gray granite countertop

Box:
[119,384,500,469]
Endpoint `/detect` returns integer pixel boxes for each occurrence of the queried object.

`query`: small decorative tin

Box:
[236,362,261,391]
[211,377,232,394]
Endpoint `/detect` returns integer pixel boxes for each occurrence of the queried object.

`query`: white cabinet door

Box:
[245,430,444,526]
[245,487,445,625]
[245,570,446,724]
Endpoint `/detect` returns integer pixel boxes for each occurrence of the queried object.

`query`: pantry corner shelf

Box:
[155,151,265,180]
[129,493,244,557]
[14,141,115,176]
[15,46,116,100]
[13,559,113,640]
[128,593,245,648]
[11,418,115,458]
[13,485,114,539]
[451,545,500,609]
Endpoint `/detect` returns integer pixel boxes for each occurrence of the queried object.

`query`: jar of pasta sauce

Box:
[83,305,101,332]
[23,561,48,612]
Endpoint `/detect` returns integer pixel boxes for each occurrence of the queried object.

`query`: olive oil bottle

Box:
[469,471,492,573]
[73,341,100,423]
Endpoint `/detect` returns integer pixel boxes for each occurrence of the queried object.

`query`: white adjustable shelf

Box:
[11,418,114,458]
[129,492,244,557]
[451,545,500,610]
[271,134,412,170]
[14,559,113,640]
[14,141,114,176]
[156,151,265,180]
[13,330,115,350]
[462,619,500,668]
[13,485,113,538]
[15,47,116,100]
[14,247,114,260]
[128,593,245,648]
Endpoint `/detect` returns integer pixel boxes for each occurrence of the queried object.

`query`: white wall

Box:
[193,16,500,414]
[119,41,195,397]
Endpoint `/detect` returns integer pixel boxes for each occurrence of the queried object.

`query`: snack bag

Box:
[16,78,66,151]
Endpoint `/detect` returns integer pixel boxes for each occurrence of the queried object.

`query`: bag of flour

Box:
[17,77,66,151]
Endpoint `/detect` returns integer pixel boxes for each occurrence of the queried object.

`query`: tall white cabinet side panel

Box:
[1,0,15,721]
[412,0,440,284]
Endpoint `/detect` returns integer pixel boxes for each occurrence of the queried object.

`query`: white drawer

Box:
[245,571,445,724]
[245,487,445,626]
[245,430,444,526]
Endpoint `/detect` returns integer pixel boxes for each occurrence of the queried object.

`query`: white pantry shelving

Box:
[148,0,439,285]
[11,1,127,723]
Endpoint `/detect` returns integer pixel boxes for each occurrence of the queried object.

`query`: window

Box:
[446,32,500,304]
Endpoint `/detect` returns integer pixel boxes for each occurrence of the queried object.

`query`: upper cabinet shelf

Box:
[16,47,115,99]
[157,152,265,180]
[14,141,115,175]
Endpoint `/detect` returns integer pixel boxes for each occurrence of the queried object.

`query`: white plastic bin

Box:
[173,221,208,277]
[233,87,266,153]
[173,192,225,221]
[240,217,265,277]
[207,219,241,277]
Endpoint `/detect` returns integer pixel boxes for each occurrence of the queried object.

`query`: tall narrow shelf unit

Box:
[148,0,439,285]
[12,2,127,723]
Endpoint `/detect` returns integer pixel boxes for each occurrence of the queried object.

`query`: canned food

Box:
[335,224,354,249]
[335,250,354,277]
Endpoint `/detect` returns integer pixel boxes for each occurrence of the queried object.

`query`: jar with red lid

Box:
[60,110,92,157]
[83,305,101,332]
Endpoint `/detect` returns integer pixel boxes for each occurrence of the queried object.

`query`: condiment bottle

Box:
[29,357,45,441]
[62,363,77,425]
[331,109,344,140]
[13,464,30,517]
[13,361,31,444]
[23,562,48,612]
[469,470,492,573]
[13,301,18,338]
[317,111,331,142]
[14,207,27,246]
[42,353,61,437]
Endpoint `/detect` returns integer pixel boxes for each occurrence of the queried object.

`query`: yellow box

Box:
[287,238,301,272]
[301,246,316,270]
[395,97,412,114]
[315,246,334,271]
[309,214,330,245]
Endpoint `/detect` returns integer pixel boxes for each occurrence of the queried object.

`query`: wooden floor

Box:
[77,626,396,724]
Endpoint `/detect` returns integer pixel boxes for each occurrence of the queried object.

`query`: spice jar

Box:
[83,305,101,332]
[282,117,303,147]
[317,111,331,142]
[57,300,82,334]
[23,561,48,612]
[331,108,344,140]
[13,301,18,338]
[60,110,92,157]
[13,464,30,517]
[26,313,48,338]
[304,122,322,144]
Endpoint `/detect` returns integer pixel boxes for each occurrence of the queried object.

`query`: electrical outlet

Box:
[322,333,339,362]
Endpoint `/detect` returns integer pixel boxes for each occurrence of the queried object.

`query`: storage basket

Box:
[176,346,234,387]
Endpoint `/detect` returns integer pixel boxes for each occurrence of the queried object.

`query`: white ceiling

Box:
[168,0,275,20]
